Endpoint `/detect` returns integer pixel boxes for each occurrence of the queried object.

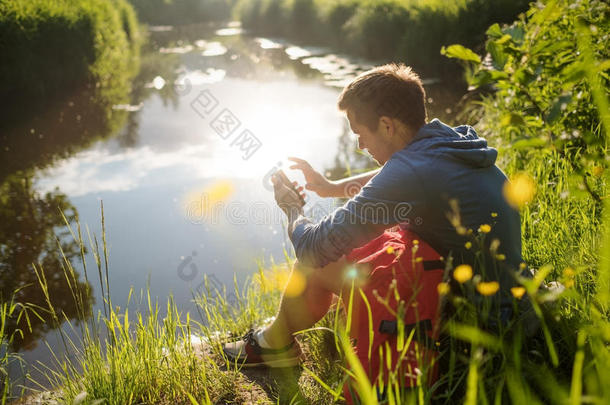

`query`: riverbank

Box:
[233,0,531,77]
[125,0,531,78]
[0,0,141,128]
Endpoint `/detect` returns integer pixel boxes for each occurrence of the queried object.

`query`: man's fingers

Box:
[287,156,308,165]
[288,157,313,171]
[288,163,310,172]
[271,173,279,185]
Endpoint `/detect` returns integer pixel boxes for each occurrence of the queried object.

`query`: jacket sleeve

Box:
[289,160,420,268]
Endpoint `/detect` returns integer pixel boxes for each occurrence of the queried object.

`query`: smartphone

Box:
[273,169,306,207]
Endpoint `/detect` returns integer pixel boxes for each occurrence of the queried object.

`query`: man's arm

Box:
[288,160,422,268]
[331,168,382,198]
[288,157,380,198]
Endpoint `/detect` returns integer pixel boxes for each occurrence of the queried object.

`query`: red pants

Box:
[342,227,444,403]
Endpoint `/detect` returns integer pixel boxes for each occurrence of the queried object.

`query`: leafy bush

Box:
[443,0,609,272]
[0,0,141,126]
[437,2,610,401]
[128,0,233,25]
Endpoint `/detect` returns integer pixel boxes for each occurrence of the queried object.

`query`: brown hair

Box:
[337,63,427,132]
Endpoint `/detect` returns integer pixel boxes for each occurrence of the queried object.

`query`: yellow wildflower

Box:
[479,224,492,233]
[386,246,395,254]
[476,281,500,296]
[464,241,472,249]
[496,254,506,261]
[453,264,473,283]
[519,262,527,271]
[413,240,419,245]
[437,282,450,296]
[490,238,500,252]
[592,166,604,177]
[511,286,526,299]
[503,173,536,209]
[491,212,498,218]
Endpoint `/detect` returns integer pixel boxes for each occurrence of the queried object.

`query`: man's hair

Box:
[337,63,427,132]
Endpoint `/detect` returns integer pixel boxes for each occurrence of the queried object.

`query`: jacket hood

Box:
[406,118,497,168]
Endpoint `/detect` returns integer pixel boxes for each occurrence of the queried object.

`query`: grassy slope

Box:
[2,0,610,404]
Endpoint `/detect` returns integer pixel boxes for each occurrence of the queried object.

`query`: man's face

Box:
[346,110,392,165]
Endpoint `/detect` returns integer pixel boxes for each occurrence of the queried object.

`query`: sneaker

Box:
[222,328,302,368]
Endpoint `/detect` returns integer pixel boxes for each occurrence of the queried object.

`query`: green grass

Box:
[2,191,606,404]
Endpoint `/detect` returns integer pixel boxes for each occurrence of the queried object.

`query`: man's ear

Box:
[378,116,394,137]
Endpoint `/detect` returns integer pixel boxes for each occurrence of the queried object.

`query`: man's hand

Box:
[272,173,305,220]
[288,157,338,198]
[289,156,381,198]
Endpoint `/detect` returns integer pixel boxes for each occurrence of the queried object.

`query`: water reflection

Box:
[0,172,92,352]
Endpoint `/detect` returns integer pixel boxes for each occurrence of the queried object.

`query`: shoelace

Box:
[242,329,257,346]
[240,329,296,352]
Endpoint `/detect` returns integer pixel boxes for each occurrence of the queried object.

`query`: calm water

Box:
[1,22,459,392]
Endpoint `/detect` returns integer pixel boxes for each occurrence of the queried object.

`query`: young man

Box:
[223,63,525,367]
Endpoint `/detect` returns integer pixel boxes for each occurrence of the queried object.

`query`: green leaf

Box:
[495,34,513,45]
[447,322,503,351]
[486,41,508,70]
[597,59,610,72]
[511,137,547,149]
[501,112,526,127]
[489,70,509,81]
[441,44,481,64]
[545,94,572,124]
[504,25,525,44]
[468,69,493,89]
[486,23,503,38]
[514,67,535,85]
[561,62,586,84]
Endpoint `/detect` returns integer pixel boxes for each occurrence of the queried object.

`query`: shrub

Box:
[0,0,141,126]
[128,0,233,25]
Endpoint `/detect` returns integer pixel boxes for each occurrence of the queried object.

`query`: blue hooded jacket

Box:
[290,119,525,301]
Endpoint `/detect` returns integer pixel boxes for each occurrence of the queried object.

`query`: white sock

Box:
[255,328,273,348]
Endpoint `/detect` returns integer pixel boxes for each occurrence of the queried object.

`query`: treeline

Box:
[128,0,234,25]
[233,0,531,76]
[0,0,141,125]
